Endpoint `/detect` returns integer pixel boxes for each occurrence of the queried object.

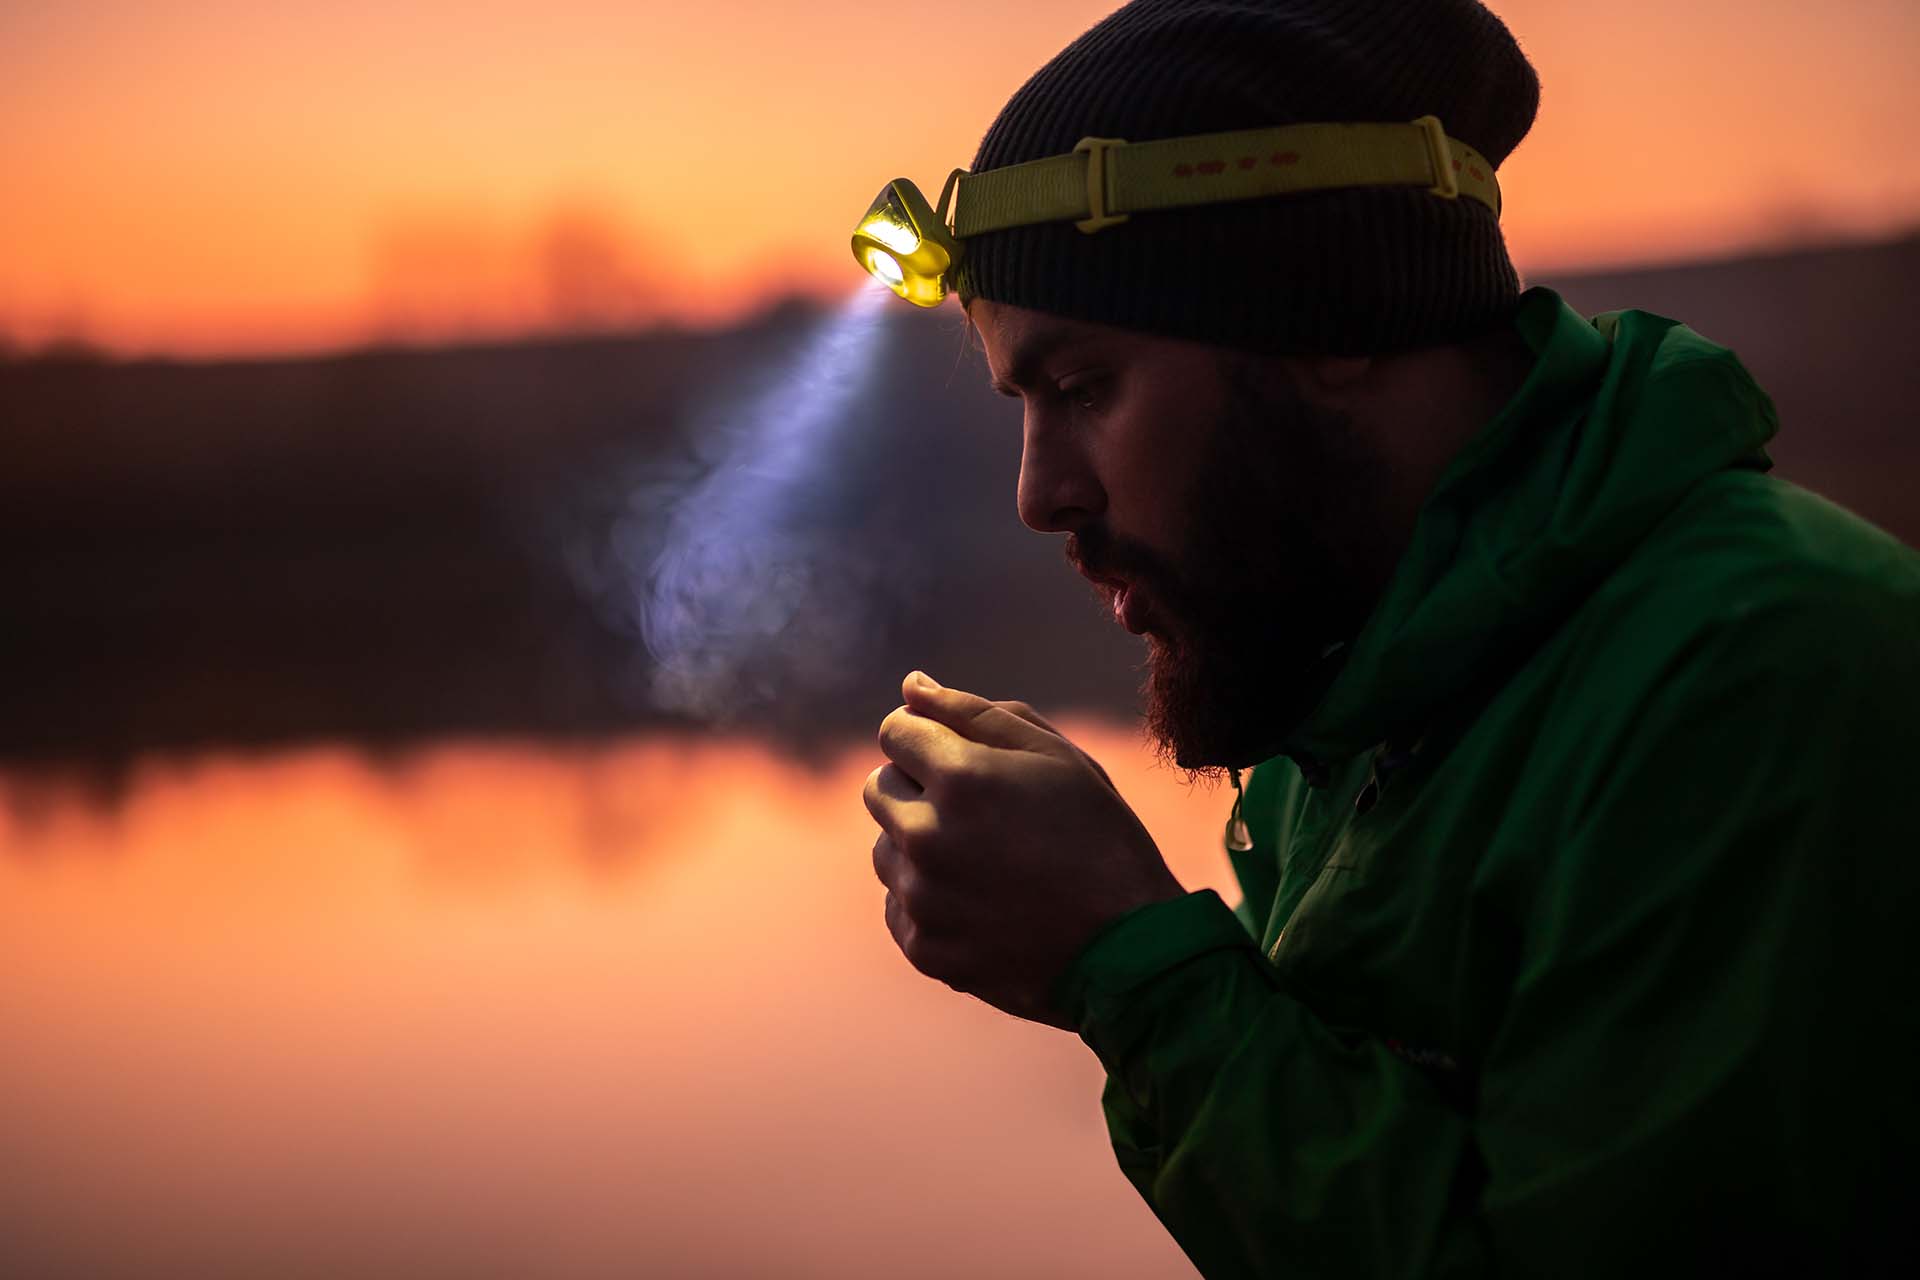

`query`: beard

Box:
[1067,358,1384,782]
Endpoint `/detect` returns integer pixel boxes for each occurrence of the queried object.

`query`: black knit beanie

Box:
[951,0,1540,356]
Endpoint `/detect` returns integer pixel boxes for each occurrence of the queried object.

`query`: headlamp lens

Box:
[867,248,905,289]
[863,217,920,256]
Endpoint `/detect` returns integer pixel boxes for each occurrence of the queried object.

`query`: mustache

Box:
[1065,527,1182,601]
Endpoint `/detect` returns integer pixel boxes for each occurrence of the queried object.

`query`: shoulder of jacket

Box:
[1588,469,1920,652]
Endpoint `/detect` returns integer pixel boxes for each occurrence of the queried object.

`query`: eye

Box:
[1056,374,1106,412]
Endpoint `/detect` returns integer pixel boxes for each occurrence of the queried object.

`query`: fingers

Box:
[872,829,905,892]
[995,697,1119,795]
[900,672,1054,753]
[875,705,957,792]
[994,698,1061,737]
[883,885,908,951]
[863,760,930,836]
[877,839,942,981]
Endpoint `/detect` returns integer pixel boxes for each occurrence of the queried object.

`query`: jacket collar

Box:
[1272,285,1774,773]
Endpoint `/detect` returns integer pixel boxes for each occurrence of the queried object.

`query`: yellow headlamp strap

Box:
[951,116,1499,238]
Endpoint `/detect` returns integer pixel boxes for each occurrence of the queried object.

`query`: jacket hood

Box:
[1278,285,1781,769]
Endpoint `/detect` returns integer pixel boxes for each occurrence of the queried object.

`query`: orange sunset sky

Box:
[3,0,1917,358]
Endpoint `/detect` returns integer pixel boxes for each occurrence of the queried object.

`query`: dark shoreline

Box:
[5,231,1915,771]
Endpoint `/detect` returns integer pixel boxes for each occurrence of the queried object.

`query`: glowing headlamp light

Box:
[850,117,1505,309]
[851,177,963,308]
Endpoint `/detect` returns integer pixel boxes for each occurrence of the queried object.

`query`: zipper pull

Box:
[1225,767,1254,851]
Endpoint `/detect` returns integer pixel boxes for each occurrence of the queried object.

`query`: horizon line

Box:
[5,223,1914,369]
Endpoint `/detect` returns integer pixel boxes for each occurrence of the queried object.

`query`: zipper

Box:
[1353,757,1381,816]
[1225,767,1254,851]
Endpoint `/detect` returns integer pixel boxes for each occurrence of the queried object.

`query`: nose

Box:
[1015,409,1105,534]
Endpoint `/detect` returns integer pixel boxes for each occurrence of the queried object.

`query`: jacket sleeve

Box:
[1051,585,1919,1279]
[1054,892,1492,1279]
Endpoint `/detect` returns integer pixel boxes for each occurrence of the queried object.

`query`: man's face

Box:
[969,299,1384,778]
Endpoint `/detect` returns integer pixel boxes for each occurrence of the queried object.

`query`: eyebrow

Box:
[988,325,1088,398]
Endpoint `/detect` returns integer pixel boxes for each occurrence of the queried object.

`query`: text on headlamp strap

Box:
[951,117,1499,238]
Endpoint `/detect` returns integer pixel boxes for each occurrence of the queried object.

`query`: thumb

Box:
[901,671,1053,753]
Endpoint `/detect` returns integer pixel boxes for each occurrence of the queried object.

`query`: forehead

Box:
[970,298,1090,349]
[968,299,1122,390]
[967,300,1245,405]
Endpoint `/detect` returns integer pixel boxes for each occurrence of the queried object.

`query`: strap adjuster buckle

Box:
[1413,115,1459,200]
[1073,136,1130,233]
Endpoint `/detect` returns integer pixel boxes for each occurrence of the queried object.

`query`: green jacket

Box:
[1052,286,1920,1277]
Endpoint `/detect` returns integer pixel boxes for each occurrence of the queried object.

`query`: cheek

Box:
[1108,407,1221,549]
[1110,461,1187,558]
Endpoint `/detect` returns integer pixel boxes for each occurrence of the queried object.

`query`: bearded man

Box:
[858,2,1919,1275]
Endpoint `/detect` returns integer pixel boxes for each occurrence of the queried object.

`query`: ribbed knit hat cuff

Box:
[954,184,1523,356]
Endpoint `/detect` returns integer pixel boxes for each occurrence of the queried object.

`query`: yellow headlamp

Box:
[850,116,1504,308]
[851,175,965,309]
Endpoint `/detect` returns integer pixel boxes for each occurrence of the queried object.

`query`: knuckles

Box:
[875,704,912,755]
[880,845,964,939]
[870,830,897,883]
[890,809,941,858]
[884,885,940,977]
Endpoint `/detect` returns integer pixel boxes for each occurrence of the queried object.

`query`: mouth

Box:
[1080,568,1153,636]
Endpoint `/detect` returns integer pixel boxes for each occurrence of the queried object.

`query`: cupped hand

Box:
[862,671,1186,1029]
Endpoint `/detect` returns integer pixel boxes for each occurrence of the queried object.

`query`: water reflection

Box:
[1,725,1233,1278]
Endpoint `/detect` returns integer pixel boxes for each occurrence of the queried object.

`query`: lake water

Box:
[1,723,1240,1277]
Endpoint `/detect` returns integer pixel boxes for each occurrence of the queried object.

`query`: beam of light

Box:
[571,279,899,726]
